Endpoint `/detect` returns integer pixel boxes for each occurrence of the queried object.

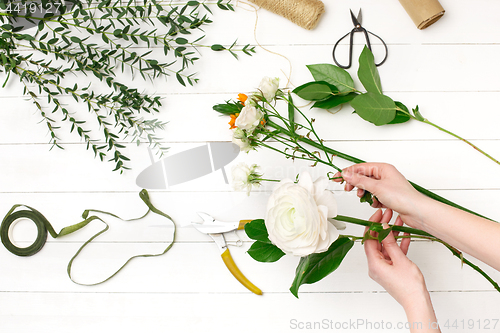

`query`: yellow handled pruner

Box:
[192,212,262,295]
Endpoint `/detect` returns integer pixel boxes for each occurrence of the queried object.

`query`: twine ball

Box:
[249,0,325,30]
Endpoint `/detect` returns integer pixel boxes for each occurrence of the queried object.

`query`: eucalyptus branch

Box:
[0,0,254,171]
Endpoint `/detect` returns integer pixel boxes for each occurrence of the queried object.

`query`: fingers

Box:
[400,232,411,255]
[364,209,384,260]
[334,163,391,197]
[380,219,407,263]
[343,163,391,181]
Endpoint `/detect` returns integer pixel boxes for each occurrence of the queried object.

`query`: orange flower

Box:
[229,113,239,129]
[237,93,248,105]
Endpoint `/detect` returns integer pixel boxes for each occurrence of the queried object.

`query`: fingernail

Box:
[341,170,351,180]
[382,223,390,229]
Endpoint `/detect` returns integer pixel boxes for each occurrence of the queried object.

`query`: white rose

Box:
[258,77,279,102]
[235,104,263,131]
[232,128,253,153]
[265,172,344,257]
[231,162,262,195]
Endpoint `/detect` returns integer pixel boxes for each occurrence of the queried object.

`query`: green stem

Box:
[422,118,500,166]
[334,215,434,237]
[333,215,500,292]
[255,178,280,182]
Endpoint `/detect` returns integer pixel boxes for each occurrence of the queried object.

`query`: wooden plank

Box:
[0,290,498,333]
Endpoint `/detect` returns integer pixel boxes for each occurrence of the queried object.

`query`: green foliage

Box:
[312,92,358,110]
[359,190,374,205]
[244,219,285,262]
[213,100,244,115]
[361,222,393,244]
[358,45,382,94]
[290,236,354,298]
[306,64,355,94]
[389,101,411,124]
[292,81,338,101]
[350,92,397,126]
[244,219,270,243]
[247,241,285,262]
[0,0,254,172]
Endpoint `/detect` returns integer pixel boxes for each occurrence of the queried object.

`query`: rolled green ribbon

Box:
[0,189,176,286]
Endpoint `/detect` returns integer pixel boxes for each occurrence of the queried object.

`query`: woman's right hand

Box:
[333,163,427,228]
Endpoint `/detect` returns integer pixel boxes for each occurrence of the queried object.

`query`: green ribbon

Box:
[0,189,176,286]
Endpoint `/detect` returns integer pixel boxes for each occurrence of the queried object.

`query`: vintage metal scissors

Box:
[191,212,262,295]
[332,9,388,69]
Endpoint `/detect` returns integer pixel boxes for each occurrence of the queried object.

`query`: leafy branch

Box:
[294,46,500,166]
[0,0,255,172]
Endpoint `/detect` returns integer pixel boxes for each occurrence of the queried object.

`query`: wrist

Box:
[402,291,440,332]
[399,191,433,230]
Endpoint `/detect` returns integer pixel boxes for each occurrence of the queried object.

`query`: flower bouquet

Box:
[213,61,500,297]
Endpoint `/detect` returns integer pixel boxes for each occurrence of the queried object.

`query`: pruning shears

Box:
[191,212,262,295]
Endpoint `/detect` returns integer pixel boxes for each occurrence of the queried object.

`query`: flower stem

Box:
[422,119,500,166]
[255,178,280,183]
[266,120,494,221]
[333,215,433,237]
[333,215,500,292]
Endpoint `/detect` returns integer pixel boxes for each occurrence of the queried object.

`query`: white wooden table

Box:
[1,0,499,332]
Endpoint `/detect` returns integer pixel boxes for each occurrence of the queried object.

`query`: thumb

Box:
[381,224,406,262]
[342,170,378,193]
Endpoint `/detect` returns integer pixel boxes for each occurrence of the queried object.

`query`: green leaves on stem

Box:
[244,219,355,298]
[350,92,396,126]
[0,0,254,172]
[245,219,285,262]
[295,46,500,166]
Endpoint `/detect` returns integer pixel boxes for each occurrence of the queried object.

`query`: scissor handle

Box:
[238,220,252,230]
[221,248,263,295]
[333,28,388,69]
[366,30,388,67]
[332,30,353,69]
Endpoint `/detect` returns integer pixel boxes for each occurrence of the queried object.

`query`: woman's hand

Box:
[333,163,427,229]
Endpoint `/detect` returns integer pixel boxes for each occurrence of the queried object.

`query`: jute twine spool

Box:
[248,0,325,30]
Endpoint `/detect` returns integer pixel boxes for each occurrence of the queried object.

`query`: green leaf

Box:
[359,190,374,205]
[358,46,382,94]
[306,64,355,94]
[312,92,358,110]
[247,241,285,262]
[213,101,243,115]
[290,237,354,298]
[388,101,411,124]
[350,92,397,126]
[293,81,338,101]
[377,226,393,243]
[244,219,271,243]
[176,37,188,45]
[211,44,225,51]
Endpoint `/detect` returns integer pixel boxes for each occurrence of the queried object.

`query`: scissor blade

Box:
[350,9,362,27]
[192,222,239,234]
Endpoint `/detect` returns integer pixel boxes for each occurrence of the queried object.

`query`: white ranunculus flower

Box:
[265,172,344,257]
[258,77,279,102]
[231,163,262,195]
[232,128,253,153]
[235,104,263,131]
